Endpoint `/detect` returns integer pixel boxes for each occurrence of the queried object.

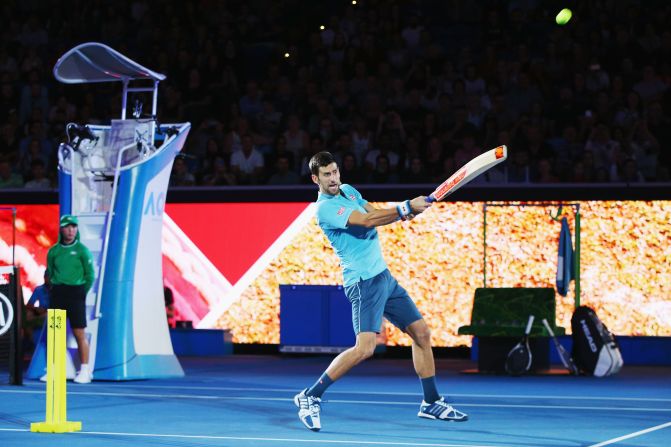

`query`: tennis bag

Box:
[571,306,623,377]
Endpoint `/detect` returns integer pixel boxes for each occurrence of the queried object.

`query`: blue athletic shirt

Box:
[315,184,387,286]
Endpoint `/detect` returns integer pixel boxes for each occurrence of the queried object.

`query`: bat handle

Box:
[425,195,436,203]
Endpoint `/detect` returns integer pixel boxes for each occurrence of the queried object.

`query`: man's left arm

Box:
[356,189,420,219]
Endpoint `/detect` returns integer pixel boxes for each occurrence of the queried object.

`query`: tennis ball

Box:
[556,8,572,25]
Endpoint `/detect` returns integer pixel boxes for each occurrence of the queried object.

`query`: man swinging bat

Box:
[293,151,470,431]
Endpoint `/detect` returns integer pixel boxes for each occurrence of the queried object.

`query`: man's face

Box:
[60,224,78,244]
[312,162,340,195]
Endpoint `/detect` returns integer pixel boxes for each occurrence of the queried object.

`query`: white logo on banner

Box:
[0,292,13,336]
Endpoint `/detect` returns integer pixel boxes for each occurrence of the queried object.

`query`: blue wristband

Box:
[396,200,412,219]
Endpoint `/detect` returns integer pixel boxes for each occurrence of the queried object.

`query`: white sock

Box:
[80,363,89,373]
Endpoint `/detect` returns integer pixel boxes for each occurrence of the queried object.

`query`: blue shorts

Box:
[343,269,423,334]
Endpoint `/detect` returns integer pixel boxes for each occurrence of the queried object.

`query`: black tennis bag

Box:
[571,306,623,377]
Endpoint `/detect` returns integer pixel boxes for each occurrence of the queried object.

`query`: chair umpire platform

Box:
[458,287,566,374]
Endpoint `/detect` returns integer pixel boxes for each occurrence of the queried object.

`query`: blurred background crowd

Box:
[0,0,669,189]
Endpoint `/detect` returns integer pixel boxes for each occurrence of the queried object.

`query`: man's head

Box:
[59,214,78,244]
[309,151,340,195]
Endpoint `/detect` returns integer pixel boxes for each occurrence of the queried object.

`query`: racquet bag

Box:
[571,306,623,377]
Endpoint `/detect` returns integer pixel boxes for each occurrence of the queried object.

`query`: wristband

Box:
[396,200,413,220]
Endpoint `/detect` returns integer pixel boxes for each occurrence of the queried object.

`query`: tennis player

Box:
[294,151,468,431]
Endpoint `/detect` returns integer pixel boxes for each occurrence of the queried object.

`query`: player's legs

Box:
[385,279,468,422]
[294,272,389,431]
[324,331,377,380]
[405,319,435,379]
[316,271,389,386]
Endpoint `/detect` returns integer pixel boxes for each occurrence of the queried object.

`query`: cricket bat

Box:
[426,145,507,202]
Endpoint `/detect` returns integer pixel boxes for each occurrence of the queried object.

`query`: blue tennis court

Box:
[2,355,669,447]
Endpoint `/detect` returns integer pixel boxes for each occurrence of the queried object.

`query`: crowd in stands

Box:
[0,0,669,189]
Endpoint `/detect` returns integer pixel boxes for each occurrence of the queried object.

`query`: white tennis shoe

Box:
[73,367,92,384]
[294,388,322,431]
[418,397,468,421]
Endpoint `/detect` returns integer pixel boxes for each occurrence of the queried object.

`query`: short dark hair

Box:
[309,151,336,176]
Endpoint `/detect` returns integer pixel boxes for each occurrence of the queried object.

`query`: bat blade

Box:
[428,145,507,202]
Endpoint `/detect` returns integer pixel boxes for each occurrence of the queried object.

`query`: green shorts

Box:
[344,269,423,334]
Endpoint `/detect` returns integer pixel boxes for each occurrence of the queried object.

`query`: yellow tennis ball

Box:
[556,8,572,25]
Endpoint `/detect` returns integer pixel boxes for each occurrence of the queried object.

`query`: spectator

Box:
[19,121,51,163]
[0,1,668,188]
[169,157,195,187]
[254,99,282,152]
[533,158,559,183]
[0,121,20,162]
[367,154,399,184]
[19,70,49,125]
[283,114,310,163]
[633,65,667,104]
[349,115,372,165]
[0,158,23,188]
[424,135,445,183]
[617,158,646,183]
[223,116,251,156]
[585,123,621,170]
[507,150,531,183]
[401,156,427,184]
[230,134,264,184]
[266,135,296,173]
[239,80,263,119]
[198,137,224,182]
[505,71,543,119]
[202,157,237,186]
[338,151,365,185]
[614,91,643,130]
[628,119,660,180]
[267,154,301,185]
[364,132,400,174]
[453,133,481,171]
[24,159,51,189]
[18,137,49,178]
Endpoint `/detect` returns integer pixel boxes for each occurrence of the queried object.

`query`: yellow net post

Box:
[30,309,82,433]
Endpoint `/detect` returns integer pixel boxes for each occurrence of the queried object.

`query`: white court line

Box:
[2,389,669,412]
[588,421,671,447]
[76,384,671,403]
[0,428,506,447]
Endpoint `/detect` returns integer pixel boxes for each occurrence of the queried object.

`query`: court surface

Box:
[1,355,670,447]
